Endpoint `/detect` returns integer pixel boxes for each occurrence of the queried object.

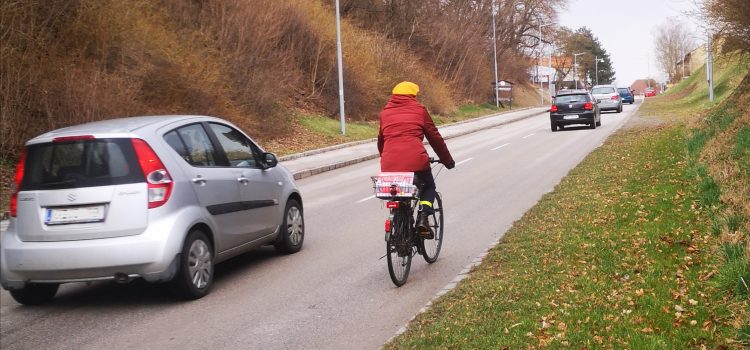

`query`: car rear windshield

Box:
[554,94,589,103]
[21,138,145,191]
[618,88,631,94]
[592,87,615,94]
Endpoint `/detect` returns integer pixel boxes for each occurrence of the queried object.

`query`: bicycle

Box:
[371,159,444,287]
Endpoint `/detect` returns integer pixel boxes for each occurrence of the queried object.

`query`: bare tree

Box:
[653,18,695,83]
[705,0,750,53]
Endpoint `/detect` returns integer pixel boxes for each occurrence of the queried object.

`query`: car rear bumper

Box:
[596,100,621,110]
[0,210,198,290]
[551,111,596,125]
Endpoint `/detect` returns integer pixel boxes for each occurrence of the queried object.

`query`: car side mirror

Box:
[263,152,278,168]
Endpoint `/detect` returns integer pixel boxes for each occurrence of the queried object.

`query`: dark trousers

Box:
[414,169,436,214]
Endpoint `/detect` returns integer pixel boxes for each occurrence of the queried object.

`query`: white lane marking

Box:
[491,143,510,151]
[455,157,474,167]
[356,195,376,203]
[522,133,536,139]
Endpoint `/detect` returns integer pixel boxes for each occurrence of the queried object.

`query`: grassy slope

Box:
[385,54,750,349]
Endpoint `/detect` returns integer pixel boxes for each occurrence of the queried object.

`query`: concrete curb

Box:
[289,107,545,180]
[279,107,536,163]
[278,138,378,162]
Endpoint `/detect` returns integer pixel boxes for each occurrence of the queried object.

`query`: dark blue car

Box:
[618,88,634,104]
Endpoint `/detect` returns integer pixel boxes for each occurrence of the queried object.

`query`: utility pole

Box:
[573,52,585,89]
[538,22,551,104]
[492,1,499,108]
[335,0,346,134]
[707,31,714,102]
[647,52,651,88]
[682,46,686,80]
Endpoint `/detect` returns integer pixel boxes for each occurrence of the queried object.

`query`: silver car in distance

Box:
[2,115,304,304]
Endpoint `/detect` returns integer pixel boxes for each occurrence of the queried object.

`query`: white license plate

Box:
[563,115,578,120]
[45,205,105,225]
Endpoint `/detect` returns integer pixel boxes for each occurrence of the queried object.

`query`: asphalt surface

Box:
[0,102,640,349]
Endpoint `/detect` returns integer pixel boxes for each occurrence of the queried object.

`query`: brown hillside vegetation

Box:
[0,0,561,160]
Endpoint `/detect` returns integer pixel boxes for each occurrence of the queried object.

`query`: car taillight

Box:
[9,150,26,217]
[611,95,619,100]
[131,139,172,209]
[550,105,558,112]
[584,102,593,110]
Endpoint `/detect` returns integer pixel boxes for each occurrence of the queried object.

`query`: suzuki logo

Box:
[67,193,77,202]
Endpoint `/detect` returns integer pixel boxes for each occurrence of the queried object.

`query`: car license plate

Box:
[563,115,578,120]
[45,205,105,225]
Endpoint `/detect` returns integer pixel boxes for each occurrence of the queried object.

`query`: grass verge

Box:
[386,124,740,349]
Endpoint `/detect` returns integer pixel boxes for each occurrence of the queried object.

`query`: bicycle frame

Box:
[383,189,424,256]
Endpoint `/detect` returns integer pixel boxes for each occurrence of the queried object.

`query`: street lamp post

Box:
[573,52,585,89]
[538,22,552,104]
[334,0,346,134]
[707,30,714,102]
[595,56,604,86]
[492,0,499,108]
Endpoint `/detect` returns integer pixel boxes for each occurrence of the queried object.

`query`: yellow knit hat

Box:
[392,81,420,96]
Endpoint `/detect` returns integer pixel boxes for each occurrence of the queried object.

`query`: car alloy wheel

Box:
[287,206,303,246]
[275,199,304,254]
[188,239,212,289]
[170,229,214,300]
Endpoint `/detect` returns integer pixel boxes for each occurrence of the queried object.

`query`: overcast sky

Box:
[556,0,704,87]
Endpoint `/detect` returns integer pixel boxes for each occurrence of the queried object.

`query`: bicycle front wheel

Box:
[420,192,444,264]
[387,210,412,287]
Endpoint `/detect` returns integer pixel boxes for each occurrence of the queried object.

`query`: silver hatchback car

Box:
[591,85,623,113]
[2,115,304,304]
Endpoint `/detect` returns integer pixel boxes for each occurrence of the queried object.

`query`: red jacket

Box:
[377,95,454,172]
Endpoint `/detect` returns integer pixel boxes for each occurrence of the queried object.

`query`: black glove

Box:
[445,160,455,169]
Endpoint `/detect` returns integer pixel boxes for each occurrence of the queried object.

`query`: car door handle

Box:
[192,176,207,185]
[237,177,249,184]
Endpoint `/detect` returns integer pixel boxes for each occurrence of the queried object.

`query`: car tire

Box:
[590,120,596,129]
[170,229,214,300]
[274,199,304,254]
[550,123,558,132]
[617,105,622,113]
[9,283,59,305]
[596,118,602,127]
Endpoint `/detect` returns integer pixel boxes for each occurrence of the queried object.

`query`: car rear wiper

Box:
[39,178,77,188]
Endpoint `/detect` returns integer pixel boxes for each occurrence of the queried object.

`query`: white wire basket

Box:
[371,172,417,199]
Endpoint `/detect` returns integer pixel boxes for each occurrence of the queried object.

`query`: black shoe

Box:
[417,213,434,239]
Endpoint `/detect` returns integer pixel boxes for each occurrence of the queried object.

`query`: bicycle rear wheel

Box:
[387,210,412,286]
[420,192,444,264]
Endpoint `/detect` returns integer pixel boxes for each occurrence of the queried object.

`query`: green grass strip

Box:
[386,126,739,349]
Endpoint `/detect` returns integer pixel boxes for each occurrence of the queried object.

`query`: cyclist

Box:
[377,81,455,238]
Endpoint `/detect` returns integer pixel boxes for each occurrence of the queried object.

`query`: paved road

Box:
[0,103,638,349]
